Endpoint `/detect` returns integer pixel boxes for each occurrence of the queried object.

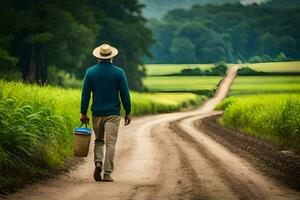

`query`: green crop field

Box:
[0,80,203,191]
[241,61,300,73]
[229,76,300,95]
[143,76,222,93]
[145,61,300,76]
[217,94,300,151]
[66,62,300,94]
[145,64,214,76]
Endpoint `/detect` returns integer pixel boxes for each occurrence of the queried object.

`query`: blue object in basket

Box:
[74,124,92,135]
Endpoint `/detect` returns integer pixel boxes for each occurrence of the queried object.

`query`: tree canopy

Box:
[140,0,241,18]
[0,0,153,90]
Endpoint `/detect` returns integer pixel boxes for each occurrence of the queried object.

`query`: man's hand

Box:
[80,114,90,124]
[124,115,131,126]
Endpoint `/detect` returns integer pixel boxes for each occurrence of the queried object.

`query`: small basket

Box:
[73,123,92,157]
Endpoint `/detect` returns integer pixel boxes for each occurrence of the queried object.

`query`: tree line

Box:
[139,0,241,18]
[145,3,300,64]
[0,0,153,90]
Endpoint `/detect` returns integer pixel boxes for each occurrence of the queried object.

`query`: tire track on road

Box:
[172,113,300,200]
[170,116,259,200]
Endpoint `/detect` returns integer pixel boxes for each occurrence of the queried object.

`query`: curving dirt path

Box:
[3,65,300,200]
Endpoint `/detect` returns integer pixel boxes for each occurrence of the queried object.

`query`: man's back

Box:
[80,60,131,116]
[80,44,131,182]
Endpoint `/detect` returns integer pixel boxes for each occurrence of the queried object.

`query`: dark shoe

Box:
[103,173,113,182]
[93,162,102,181]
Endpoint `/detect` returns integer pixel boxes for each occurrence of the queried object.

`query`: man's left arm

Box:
[80,71,92,123]
[119,70,131,126]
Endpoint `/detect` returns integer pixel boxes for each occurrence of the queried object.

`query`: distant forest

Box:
[146,3,300,64]
[140,0,242,18]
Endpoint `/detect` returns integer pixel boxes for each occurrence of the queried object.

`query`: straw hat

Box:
[92,44,118,59]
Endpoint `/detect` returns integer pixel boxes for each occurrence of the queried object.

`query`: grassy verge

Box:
[0,81,80,192]
[216,94,300,152]
[131,92,205,115]
[0,80,204,192]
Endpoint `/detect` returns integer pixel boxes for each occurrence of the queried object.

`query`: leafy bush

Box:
[217,94,300,151]
[211,62,228,75]
[261,54,272,62]
[178,61,228,76]
[248,53,292,63]
[237,67,264,75]
[248,55,263,63]
[275,52,291,62]
[0,71,22,81]
[180,68,202,76]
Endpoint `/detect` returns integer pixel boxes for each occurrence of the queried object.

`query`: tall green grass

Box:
[0,80,204,192]
[0,81,79,191]
[217,94,300,151]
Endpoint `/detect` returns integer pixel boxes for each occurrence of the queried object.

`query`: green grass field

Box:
[145,64,214,76]
[229,76,300,95]
[0,80,203,192]
[216,94,300,151]
[145,61,300,76]
[143,76,222,93]
[64,62,300,95]
[240,61,300,73]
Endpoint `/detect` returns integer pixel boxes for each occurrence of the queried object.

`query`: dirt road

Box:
[4,66,300,200]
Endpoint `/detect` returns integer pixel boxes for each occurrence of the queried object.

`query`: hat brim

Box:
[92,46,118,59]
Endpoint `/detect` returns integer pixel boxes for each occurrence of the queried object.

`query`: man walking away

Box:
[80,44,131,182]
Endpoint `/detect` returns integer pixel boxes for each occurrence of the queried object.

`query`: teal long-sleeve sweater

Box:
[80,61,131,116]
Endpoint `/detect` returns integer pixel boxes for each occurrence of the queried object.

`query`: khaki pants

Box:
[92,115,121,174]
